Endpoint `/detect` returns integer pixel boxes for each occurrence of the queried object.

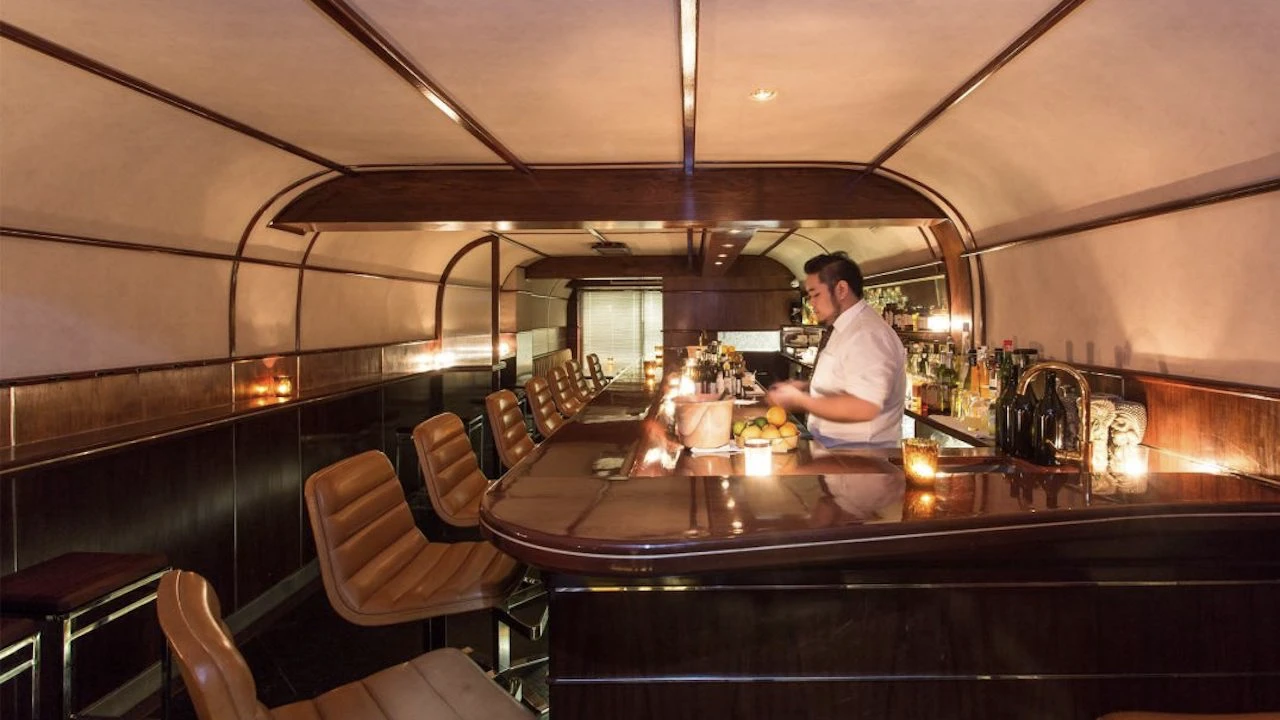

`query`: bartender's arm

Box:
[767,383,882,423]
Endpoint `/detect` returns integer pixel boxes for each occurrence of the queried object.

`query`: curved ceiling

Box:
[2,0,1277,384]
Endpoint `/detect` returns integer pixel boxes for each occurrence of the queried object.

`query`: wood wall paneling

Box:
[931,220,974,346]
[11,427,236,594]
[1,386,10,448]
[298,347,382,392]
[1124,375,1280,479]
[139,363,232,418]
[1,476,12,573]
[274,169,946,229]
[298,390,385,560]
[12,374,143,445]
[233,410,302,609]
[550,677,1280,720]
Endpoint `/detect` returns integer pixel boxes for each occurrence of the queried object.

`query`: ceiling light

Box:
[714,261,723,265]
[717,253,728,258]
[721,243,734,248]
[749,88,777,102]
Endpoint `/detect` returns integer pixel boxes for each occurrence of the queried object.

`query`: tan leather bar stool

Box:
[486,390,536,471]
[564,359,594,402]
[156,570,532,720]
[585,353,607,392]
[524,377,566,440]
[0,552,170,720]
[304,451,545,673]
[412,413,491,529]
[546,366,584,417]
[0,617,40,720]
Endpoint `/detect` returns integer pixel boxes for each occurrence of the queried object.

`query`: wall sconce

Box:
[273,375,294,398]
[902,438,939,485]
[499,341,511,356]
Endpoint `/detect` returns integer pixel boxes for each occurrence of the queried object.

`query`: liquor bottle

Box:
[993,360,1018,454]
[1031,372,1067,465]
[1011,355,1038,459]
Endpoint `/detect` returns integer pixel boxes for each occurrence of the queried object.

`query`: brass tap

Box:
[1016,361,1094,476]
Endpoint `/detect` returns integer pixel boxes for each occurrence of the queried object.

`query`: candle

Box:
[273,375,294,398]
[901,438,939,485]
[744,438,772,477]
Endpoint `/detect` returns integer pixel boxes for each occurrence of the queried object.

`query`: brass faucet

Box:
[1016,361,1094,482]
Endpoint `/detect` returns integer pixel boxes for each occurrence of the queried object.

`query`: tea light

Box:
[273,374,294,398]
[744,438,772,477]
[901,438,939,485]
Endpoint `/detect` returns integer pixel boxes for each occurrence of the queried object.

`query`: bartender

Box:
[767,252,907,447]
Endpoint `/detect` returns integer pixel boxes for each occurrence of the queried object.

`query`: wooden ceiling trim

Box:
[701,229,753,277]
[494,232,548,258]
[525,255,695,279]
[306,0,529,173]
[273,168,946,229]
[758,229,796,258]
[433,235,498,343]
[0,23,350,175]
[961,176,1280,259]
[856,0,1089,181]
[677,0,700,174]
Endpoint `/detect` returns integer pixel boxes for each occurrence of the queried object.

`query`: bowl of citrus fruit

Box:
[733,405,800,453]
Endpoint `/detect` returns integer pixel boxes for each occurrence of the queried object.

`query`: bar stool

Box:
[564,359,594,401]
[412,413,491,530]
[303,451,545,672]
[546,366,584,417]
[486,389,536,471]
[156,569,533,720]
[0,552,170,720]
[0,617,40,719]
[524,377,566,440]
[585,353,607,392]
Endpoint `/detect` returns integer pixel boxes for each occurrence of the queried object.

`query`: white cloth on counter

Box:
[687,443,743,455]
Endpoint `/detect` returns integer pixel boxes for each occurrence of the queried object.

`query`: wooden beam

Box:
[525,255,695,279]
[273,168,946,230]
[931,221,974,349]
[701,229,753,277]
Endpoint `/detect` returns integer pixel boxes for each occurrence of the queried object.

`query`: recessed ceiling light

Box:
[721,243,734,248]
[717,253,728,258]
[749,88,777,102]
[714,261,723,265]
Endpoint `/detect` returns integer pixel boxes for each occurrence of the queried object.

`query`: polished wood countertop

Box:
[481,384,1280,576]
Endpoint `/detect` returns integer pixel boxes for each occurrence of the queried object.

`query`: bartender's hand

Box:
[767,381,809,411]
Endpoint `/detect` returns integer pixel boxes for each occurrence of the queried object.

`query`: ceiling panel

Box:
[0,41,318,254]
[804,227,935,273]
[305,230,489,279]
[503,230,691,256]
[890,0,1280,243]
[696,0,1062,162]
[0,0,496,164]
[353,0,682,163]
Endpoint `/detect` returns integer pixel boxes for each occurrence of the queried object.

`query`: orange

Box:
[740,425,763,440]
[766,405,788,427]
[778,422,799,437]
[760,425,781,439]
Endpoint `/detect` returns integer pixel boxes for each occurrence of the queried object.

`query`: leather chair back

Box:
[305,451,435,624]
[413,414,488,528]
[547,366,583,417]
[586,353,607,392]
[486,390,536,470]
[565,360,592,399]
[156,570,271,720]
[525,376,565,438]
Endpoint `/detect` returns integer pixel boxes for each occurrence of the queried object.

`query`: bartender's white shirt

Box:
[808,300,907,447]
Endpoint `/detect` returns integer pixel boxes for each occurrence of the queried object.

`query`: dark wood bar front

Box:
[482,385,1280,719]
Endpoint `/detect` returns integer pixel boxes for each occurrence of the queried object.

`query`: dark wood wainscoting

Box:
[1,380,451,707]
[548,568,1280,719]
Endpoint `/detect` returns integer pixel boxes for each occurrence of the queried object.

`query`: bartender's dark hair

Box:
[803,252,864,299]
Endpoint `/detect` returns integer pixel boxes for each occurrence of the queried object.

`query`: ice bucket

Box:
[673,394,734,450]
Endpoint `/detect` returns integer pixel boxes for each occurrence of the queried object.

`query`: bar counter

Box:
[481,381,1280,718]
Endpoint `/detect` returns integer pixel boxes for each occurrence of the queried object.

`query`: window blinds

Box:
[581,290,663,372]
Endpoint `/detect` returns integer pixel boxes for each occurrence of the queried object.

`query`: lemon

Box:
[778,422,798,437]
[732,419,747,436]
[740,425,763,440]
[766,406,788,427]
[760,425,781,440]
